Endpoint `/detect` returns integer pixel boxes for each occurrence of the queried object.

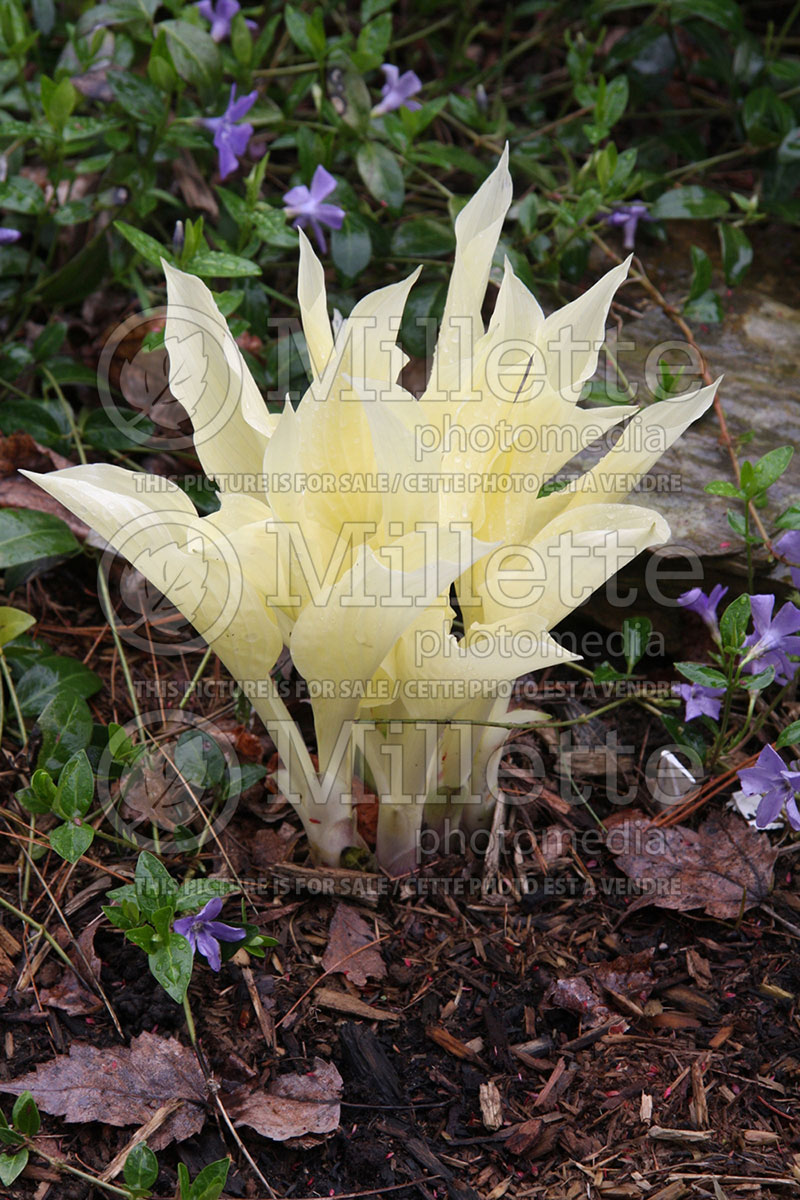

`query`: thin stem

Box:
[25,1145,132,1198]
[178,646,213,710]
[0,651,27,748]
[95,566,144,735]
[0,893,76,974]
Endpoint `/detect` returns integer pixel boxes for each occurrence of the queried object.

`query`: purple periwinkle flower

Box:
[776,530,800,589]
[0,226,21,245]
[738,744,800,830]
[372,63,422,116]
[283,165,345,254]
[677,584,728,641]
[741,594,800,685]
[672,682,725,723]
[173,897,246,972]
[196,0,256,41]
[605,202,653,251]
[202,84,257,180]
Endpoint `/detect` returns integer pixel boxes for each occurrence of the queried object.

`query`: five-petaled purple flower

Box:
[605,202,653,251]
[776,530,800,589]
[737,744,800,830]
[678,584,728,641]
[372,63,422,116]
[173,897,246,972]
[672,682,725,723]
[202,84,257,179]
[0,227,21,245]
[196,0,255,41]
[741,594,800,685]
[283,165,345,254]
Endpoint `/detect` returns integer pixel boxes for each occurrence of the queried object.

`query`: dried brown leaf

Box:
[228,1058,341,1142]
[322,902,385,988]
[607,812,777,918]
[0,1032,205,1144]
[39,972,102,1016]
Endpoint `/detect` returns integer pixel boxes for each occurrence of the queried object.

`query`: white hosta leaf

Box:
[163,262,276,494]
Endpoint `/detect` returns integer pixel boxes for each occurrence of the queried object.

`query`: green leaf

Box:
[0,1148,28,1186]
[720,593,751,651]
[0,176,47,215]
[33,322,68,361]
[150,904,175,941]
[284,6,326,59]
[741,666,775,691]
[670,0,743,33]
[36,692,93,771]
[149,933,194,1003]
[49,820,94,863]
[726,509,747,536]
[704,479,743,499]
[11,1092,39,1137]
[174,729,226,787]
[778,126,800,163]
[650,186,729,220]
[55,750,94,819]
[187,1157,231,1200]
[398,276,446,358]
[0,397,70,447]
[0,509,79,567]
[184,250,262,278]
[742,86,793,147]
[41,75,78,131]
[622,615,651,673]
[108,72,165,126]
[0,606,35,647]
[683,290,723,324]
[687,245,712,302]
[135,851,177,917]
[251,205,299,248]
[391,218,454,259]
[775,503,800,531]
[125,924,157,953]
[331,213,372,278]
[115,220,172,269]
[355,12,391,68]
[356,142,404,213]
[31,0,55,33]
[31,768,57,809]
[17,658,103,717]
[124,1142,159,1190]
[175,878,237,911]
[752,446,793,494]
[159,19,221,90]
[776,720,800,749]
[718,223,753,285]
[675,662,728,688]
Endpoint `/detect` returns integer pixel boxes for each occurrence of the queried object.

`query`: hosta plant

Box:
[26,150,717,874]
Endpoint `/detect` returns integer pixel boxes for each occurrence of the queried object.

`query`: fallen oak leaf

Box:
[227,1058,342,1142]
[0,1031,206,1148]
[322,902,386,988]
[607,812,777,919]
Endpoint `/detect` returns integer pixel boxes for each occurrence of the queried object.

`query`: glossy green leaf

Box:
[159,19,221,90]
[356,142,404,213]
[675,662,728,689]
[124,1141,159,1190]
[650,186,729,220]
[718,223,752,285]
[0,509,79,567]
[149,933,193,1003]
[0,606,35,647]
[49,819,94,863]
[36,691,93,771]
